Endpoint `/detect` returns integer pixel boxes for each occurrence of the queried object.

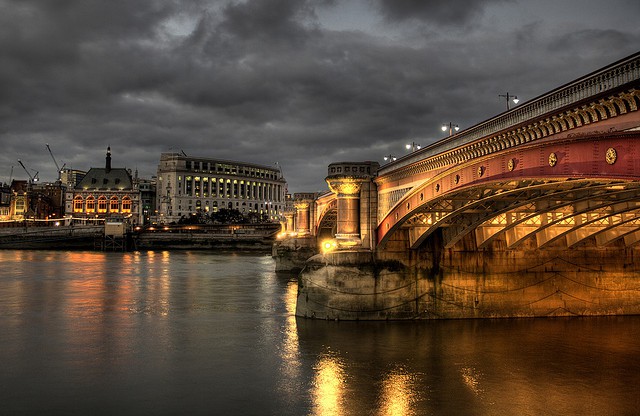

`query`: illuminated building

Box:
[155,153,287,223]
[0,183,11,220]
[64,147,141,224]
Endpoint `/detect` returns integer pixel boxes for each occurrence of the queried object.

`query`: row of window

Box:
[184,161,280,180]
[177,177,283,201]
[73,195,132,213]
[329,165,373,174]
[90,177,122,185]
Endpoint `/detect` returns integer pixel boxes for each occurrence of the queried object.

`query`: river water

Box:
[1,250,639,416]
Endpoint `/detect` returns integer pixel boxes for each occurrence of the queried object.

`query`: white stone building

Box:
[155,153,287,223]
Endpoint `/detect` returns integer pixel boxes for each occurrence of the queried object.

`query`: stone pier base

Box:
[296,233,640,320]
[272,236,317,273]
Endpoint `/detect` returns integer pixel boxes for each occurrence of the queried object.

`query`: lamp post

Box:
[405,142,421,152]
[499,92,519,110]
[441,122,459,136]
[383,155,397,163]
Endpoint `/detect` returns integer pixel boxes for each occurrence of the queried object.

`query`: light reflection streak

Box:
[143,251,172,316]
[311,350,346,416]
[377,367,419,416]
[460,366,483,396]
[274,275,302,409]
[280,281,301,380]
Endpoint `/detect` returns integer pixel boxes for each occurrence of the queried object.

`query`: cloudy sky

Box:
[1,0,638,192]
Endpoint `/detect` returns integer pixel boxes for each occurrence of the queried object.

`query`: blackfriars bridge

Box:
[275,51,640,319]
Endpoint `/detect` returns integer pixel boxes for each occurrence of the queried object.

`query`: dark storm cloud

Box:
[0,0,179,111]
[164,1,442,160]
[0,0,638,191]
[376,0,510,24]
[549,29,637,57]
[220,0,316,42]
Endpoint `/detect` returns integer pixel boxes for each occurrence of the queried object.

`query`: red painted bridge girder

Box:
[377,131,640,247]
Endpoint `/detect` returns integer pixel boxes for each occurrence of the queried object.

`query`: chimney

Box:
[106,146,112,173]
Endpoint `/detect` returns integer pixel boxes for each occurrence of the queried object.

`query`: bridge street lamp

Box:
[383,155,397,163]
[499,92,519,110]
[441,122,460,136]
[405,142,421,152]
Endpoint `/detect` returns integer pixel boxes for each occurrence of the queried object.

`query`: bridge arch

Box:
[315,198,337,241]
[377,131,640,250]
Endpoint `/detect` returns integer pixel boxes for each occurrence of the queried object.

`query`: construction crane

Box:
[46,143,65,183]
[17,159,39,184]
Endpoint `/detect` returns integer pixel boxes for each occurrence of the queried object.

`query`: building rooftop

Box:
[75,147,134,191]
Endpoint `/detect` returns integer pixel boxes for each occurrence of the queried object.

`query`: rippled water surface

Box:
[1,250,639,415]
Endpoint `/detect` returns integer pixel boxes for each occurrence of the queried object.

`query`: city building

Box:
[60,168,87,189]
[155,152,287,223]
[7,180,29,220]
[139,177,157,225]
[31,182,64,219]
[0,182,12,220]
[64,147,141,224]
[0,180,63,223]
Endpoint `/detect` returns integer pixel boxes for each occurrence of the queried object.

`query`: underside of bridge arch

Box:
[316,207,337,241]
[397,179,640,251]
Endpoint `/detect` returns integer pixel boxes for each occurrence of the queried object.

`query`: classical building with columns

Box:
[155,153,287,224]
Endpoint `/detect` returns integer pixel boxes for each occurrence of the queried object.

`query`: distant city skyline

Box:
[1,0,638,192]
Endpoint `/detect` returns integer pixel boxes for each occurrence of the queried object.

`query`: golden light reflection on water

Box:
[377,367,420,416]
[64,252,110,317]
[276,278,303,408]
[138,251,172,316]
[280,281,301,378]
[460,366,483,396]
[311,351,347,416]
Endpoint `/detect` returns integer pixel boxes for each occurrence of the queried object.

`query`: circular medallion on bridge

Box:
[435,183,440,192]
[477,166,484,177]
[507,158,515,171]
[454,174,460,184]
[606,147,617,165]
[548,152,558,167]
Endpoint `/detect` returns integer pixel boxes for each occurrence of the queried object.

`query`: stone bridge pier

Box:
[272,193,318,272]
[324,162,379,250]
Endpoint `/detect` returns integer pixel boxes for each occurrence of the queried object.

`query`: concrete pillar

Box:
[285,212,295,233]
[326,178,363,241]
[325,162,379,248]
[294,201,311,235]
